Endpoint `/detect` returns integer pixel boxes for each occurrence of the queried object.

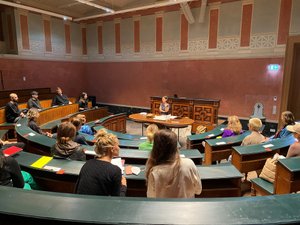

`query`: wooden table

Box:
[129,113,194,136]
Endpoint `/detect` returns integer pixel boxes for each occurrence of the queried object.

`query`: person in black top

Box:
[51,87,71,106]
[0,151,24,188]
[5,93,25,123]
[75,129,127,196]
[71,118,88,145]
[27,91,42,110]
[27,108,52,137]
[78,92,89,111]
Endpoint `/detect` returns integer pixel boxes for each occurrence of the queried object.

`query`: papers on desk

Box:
[16,124,21,127]
[220,128,225,131]
[140,112,147,115]
[263,144,274,148]
[84,150,96,155]
[125,165,141,175]
[31,156,53,168]
[3,146,23,157]
[180,154,185,158]
[154,115,176,121]
[28,132,36,137]
[140,137,147,140]
[44,165,61,172]
[216,141,226,145]
[208,134,214,137]
[112,157,124,174]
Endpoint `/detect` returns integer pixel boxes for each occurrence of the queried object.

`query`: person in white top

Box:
[145,129,202,198]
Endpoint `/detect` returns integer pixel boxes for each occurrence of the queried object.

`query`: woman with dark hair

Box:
[0,151,24,188]
[51,122,86,161]
[71,118,88,145]
[145,129,202,198]
[78,92,88,111]
[75,129,127,196]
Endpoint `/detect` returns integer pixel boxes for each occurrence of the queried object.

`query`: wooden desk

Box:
[129,113,194,128]
[93,125,144,140]
[204,131,251,165]
[1,186,300,225]
[232,135,295,173]
[186,123,226,152]
[14,151,240,198]
[275,157,300,194]
[151,96,220,132]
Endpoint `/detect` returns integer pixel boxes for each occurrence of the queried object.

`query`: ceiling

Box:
[2,0,200,21]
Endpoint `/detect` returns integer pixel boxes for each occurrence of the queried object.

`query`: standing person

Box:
[145,129,202,198]
[51,122,86,161]
[222,115,243,138]
[51,87,71,106]
[27,108,52,137]
[286,124,300,158]
[27,91,42,110]
[138,124,159,151]
[241,118,266,146]
[78,92,89,111]
[159,96,170,115]
[75,129,127,196]
[5,93,25,123]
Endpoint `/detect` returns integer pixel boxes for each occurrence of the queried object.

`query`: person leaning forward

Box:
[51,87,72,106]
[27,91,42,110]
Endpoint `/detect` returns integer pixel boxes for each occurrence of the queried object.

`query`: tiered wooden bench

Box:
[204,131,251,165]
[231,135,295,173]
[251,157,300,196]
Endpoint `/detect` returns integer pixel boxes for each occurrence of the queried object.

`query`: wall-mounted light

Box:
[268,64,280,72]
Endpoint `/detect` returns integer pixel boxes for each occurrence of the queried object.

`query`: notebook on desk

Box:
[3,146,23,157]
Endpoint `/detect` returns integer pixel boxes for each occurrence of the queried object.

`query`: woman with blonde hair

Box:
[27,108,52,137]
[138,124,159,150]
[75,129,127,196]
[51,122,86,161]
[145,129,202,198]
[222,115,243,138]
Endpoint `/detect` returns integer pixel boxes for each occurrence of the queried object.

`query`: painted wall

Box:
[0,58,86,97]
[0,0,300,122]
[86,57,283,120]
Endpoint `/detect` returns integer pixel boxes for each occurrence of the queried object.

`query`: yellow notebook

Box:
[31,156,53,168]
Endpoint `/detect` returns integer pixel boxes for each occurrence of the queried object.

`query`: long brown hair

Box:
[57,122,76,144]
[145,129,180,185]
[281,111,295,127]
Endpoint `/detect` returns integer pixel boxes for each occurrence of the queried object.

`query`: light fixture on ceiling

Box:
[75,0,115,13]
[0,0,72,20]
[74,0,196,22]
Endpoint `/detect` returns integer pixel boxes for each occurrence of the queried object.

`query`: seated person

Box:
[71,118,88,145]
[51,87,71,106]
[0,150,24,188]
[51,122,86,161]
[286,124,300,158]
[27,108,52,137]
[159,96,170,115]
[5,93,25,123]
[146,129,202,198]
[241,118,266,146]
[270,111,295,140]
[75,129,127,196]
[78,92,89,111]
[138,124,158,151]
[27,91,42,110]
[222,115,243,138]
[76,114,94,135]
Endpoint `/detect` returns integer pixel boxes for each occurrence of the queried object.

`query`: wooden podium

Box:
[150,96,220,132]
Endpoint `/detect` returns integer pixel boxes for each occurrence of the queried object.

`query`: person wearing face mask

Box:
[5,93,25,123]
[75,129,127,196]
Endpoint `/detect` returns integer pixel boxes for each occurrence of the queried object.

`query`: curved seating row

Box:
[0,185,300,225]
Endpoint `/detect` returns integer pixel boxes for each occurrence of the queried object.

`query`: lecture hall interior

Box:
[0,0,300,224]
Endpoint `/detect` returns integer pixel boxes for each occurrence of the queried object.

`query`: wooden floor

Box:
[125,119,258,197]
